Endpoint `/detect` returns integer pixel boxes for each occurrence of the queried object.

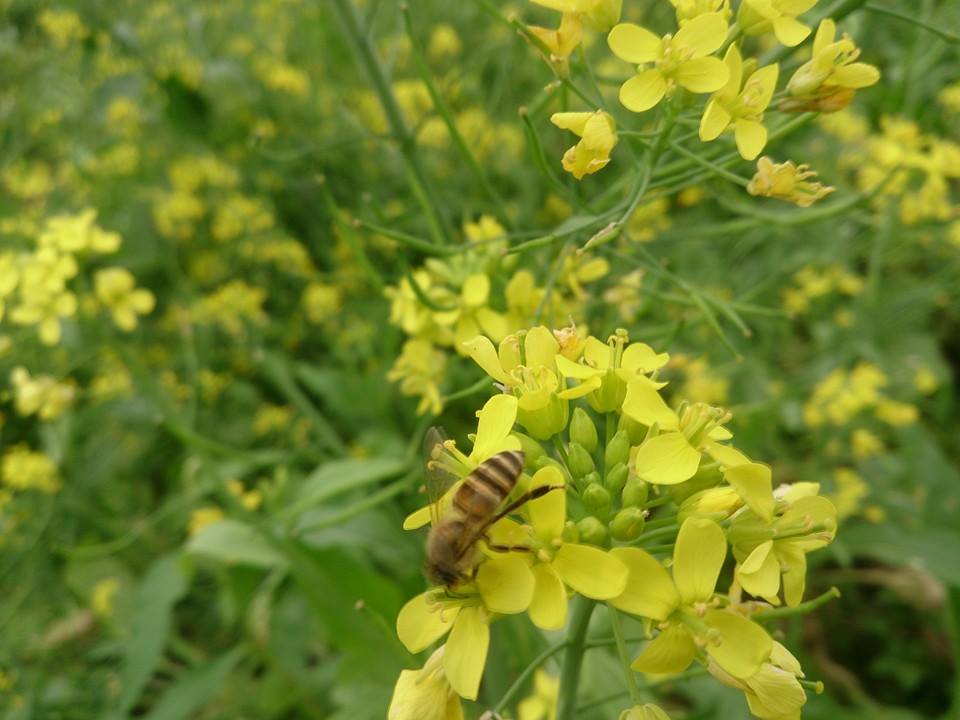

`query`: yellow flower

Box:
[531,0,623,32]
[10,285,78,345]
[784,19,880,113]
[1,445,61,494]
[433,273,509,353]
[387,339,448,416]
[829,468,868,520]
[708,640,810,719]
[38,209,121,254]
[91,578,121,618]
[608,13,730,112]
[550,110,619,179]
[738,0,817,47]
[188,507,224,536]
[729,491,837,606]
[620,704,672,720]
[10,366,76,420]
[302,282,342,324]
[670,0,730,24]
[94,268,156,331]
[746,157,835,207]
[518,670,558,720]
[699,46,779,160]
[389,646,463,720]
[528,12,584,76]
[610,518,773,680]
[396,554,534,700]
[561,252,610,298]
[851,428,883,459]
[874,398,917,426]
[0,252,19,320]
[505,466,628,629]
[913,366,938,395]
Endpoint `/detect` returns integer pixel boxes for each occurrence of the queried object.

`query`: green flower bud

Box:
[517,392,569,440]
[566,442,596,480]
[604,462,629,497]
[604,429,631,470]
[610,507,646,541]
[576,516,608,546]
[622,476,649,508]
[514,432,547,467]
[569,407,599,453]
[618,413,648,446]
[587,369,627,413]
[582,481,612,520]
[576,470,601,494]
[562,519,580,543]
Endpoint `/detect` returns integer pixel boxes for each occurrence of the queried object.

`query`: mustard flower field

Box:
[2,0,959,718]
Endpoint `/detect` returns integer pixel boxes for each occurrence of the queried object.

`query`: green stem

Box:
[318,178,386,291]
[668,140,751,187]
[556,597,595,720]
[607,604,641,704]
[493,641,569,714]
[329,0,452,246]
[351,217,454,257]
[638,524,680,546]
[753,586,841,619]
[863,3,960,45]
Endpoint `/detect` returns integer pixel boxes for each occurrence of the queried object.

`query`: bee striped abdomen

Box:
[453,450,524,521]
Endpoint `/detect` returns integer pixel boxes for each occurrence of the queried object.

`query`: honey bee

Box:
[422,428,560,587]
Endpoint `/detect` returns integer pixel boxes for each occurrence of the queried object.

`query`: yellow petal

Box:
[403,503,434,531]
[699,99,731,141]
[831,63,880,88]
[703,610,772,679]
[631,624,696,674]
[812,18,836,55]
[737,540,781,599]
[607,23,662,64]
[550,111,592,137]
[673,57,730,93]
[634,432,701,485]
[476,307,509,343]
[780,495,837,551]
[462,273,490,307]
[723,463,774,522]
[527,466,567,540]
[553,543,628,599]
[444,607,489,700]
[703,438,750,468]
[463,335,512,384]
[524,325,560,369]
[621,378,678,428]
[772,15,810,46]
[621,342,669,374]
[672,12,728,57]
[749,64,780,109]
[747,663,807,718]
[471,394,520,462]
[477,555,535,614]
[734,119,768,161]
[529,562,569,629]
[608,547,680,620]
[673,517,726,604]
[619,70,667,113]
[777,543,807,607]
[397,592,455,653]
[722,43,743,94]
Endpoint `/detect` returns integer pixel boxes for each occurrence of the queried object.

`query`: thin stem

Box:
[556,597,595,720]
[607,604,642,704]
[638,524,680,546]
[351,216,454,257]
[753,586,841,619]
[329,0,452,245]
[493,641,569,713]
[669,140,751,187]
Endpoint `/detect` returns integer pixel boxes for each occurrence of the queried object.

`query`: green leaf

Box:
[283,456,410,520]
[186,520,287,569]
[142,646,245,720]
[117,554,190,715]
[839,523,960,586]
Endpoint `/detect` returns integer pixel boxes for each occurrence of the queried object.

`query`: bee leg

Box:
[486,484,566,526]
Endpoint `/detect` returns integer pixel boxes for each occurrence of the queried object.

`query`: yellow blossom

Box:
[91,578,121,618]
[189,507,225,536]
[94,268,156,331]
[387,339,447,416]
[550,110,619,179]
[302,282,342,324]
[851,428,883,459]
[738,0,817,47]
[699,45,779,160]
[620,705,672,720]
[528,12,584,76]
[38,209,122,254]
[9,367,76,420]
[609,13,729,112]
[388,646,463,720]
[708,641,810,719]
[518,670,558,720]
[670,0,730,24]
[1,445,60,494]
[747,157,835,207]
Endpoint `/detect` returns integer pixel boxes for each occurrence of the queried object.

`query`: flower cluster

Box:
[390,325,839,719]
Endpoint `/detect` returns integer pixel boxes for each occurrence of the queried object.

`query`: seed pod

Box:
[569,407,599,453]
[622,476,649,508]
[611,507,646,541]
[576,516,608,546]
[604,462,628,497]
[566,442,596,480]
[582,481,612,520]
[604,429,631,470]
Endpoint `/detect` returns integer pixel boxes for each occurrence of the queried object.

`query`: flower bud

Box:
[582,481,612,520]
[576,470,601,494]
[566,442,596,480]
[517,391,569,441]
[562,519,580,543]
[622,476,649,508]
[604,429,630,469]
[610,507,646,541]
[576,516,607,546]
[586,369,627,413]
[604,462,628,497]
[514,432,547,467]
[569,407,599,453]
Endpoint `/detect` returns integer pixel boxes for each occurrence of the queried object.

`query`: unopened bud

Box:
[582,482,612,520]
[604,429,631,469]
[577,470,601,494]
[514,432,546,466]
[604,462,628,497]
[569,407,599,453]
[622,476,649,508]
[576,516,607,546]
[566,442,596,480]
[562,519,580,543]
[611,507,646,541]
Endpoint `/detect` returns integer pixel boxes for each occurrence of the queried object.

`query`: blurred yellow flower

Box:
[1,445,60,494]
[94,268,156,331]
[738,0,817,47]
[10,366,76,420]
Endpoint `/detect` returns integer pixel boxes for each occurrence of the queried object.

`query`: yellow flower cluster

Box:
[391,325,838,719]
[781,264,864,316]
[803,363,918,429]
[1,445,61,494]
[385,218,608,415]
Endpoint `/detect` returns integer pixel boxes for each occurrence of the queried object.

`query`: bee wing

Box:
[423,426,457,527]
